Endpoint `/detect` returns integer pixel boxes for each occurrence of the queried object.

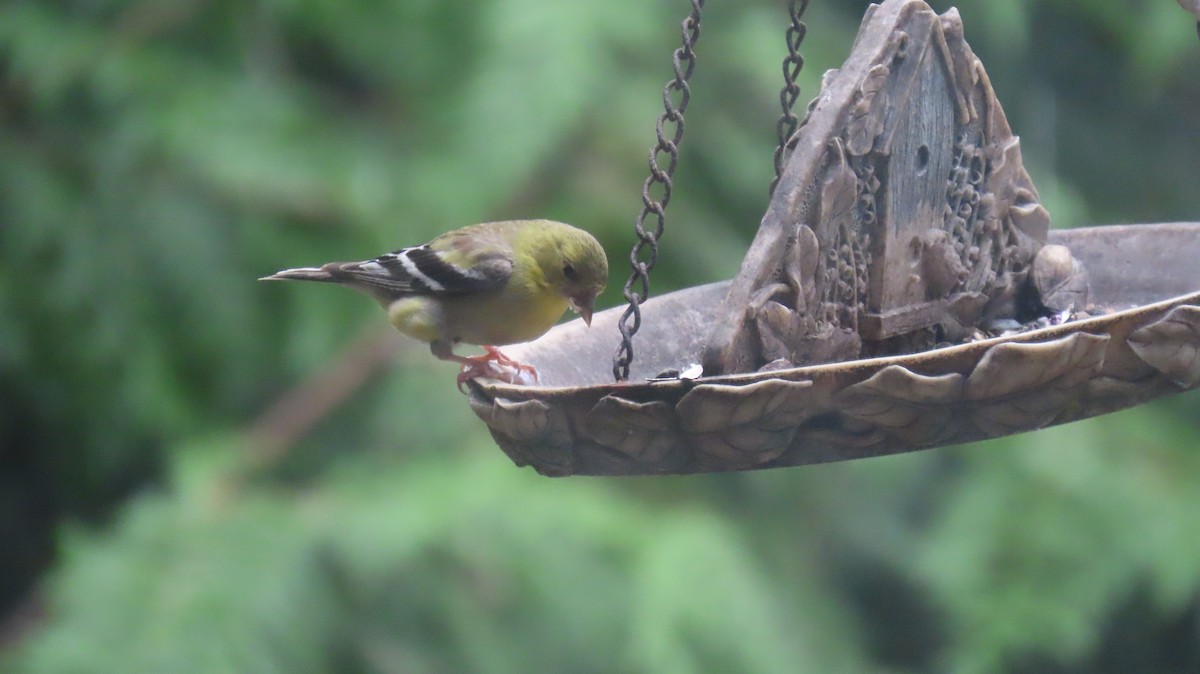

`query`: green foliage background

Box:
[2,0,1199,672]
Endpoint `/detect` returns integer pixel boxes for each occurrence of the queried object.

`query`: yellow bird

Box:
[261,220,608,388]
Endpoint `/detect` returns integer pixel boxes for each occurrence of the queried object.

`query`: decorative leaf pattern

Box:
[820,140,859,233]
[846,63,890,155]
[469,395,574,475]
[964,333,1109,435]
[836,365,964,442]
[585,395,681,466]
[1128,305,1200,388]
[476,292,1200,475]
[676,379,816,466]
[963,333,1106,399]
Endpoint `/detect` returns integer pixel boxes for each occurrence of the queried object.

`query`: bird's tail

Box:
[260,260,409,306]
[259,264,342,283]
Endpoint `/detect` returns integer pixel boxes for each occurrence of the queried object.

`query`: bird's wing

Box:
[335,229,514,298]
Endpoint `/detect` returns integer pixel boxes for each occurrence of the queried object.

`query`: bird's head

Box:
[540,223,608,326]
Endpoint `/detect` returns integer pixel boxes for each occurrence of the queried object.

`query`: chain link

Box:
[613,0,704,381]
[769,0,810,196]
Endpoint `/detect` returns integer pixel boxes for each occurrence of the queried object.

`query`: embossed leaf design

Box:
[676,379,816,466]
[786,225,821,313]
[1128,305,1200,388]
[984,137,1050,241]
[476,397,553,440]
[821,140,858,231]
[1084,376,1161,410]
[469,395,573,473]
[586,395,681,464]
[846,63,889,155]
[755,299,804,364]
[836,365,965,443]
[984,136,1020,214]
[965,333,1108,399]
[964,332,1109,436]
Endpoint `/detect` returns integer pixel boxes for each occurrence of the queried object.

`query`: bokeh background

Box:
[3,1,1200,672]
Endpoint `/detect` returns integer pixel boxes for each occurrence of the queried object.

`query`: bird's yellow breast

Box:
[387,289,569,347]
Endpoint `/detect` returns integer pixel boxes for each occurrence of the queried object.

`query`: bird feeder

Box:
[468,0,1200,476]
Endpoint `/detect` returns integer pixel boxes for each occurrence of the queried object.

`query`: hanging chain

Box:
[769,0,810,196]
[613,0,704,381]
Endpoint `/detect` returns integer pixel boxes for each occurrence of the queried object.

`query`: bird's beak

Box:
[568,295,595,327]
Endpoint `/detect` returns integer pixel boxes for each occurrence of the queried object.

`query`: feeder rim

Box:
[474,222,1200,399]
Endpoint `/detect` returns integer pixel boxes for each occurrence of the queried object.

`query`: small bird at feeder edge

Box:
[261,219,608,390]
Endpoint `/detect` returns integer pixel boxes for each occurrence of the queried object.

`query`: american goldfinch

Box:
[261,219,608,387]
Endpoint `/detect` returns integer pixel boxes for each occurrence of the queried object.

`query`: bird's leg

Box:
[455,346,539,390]
[429,342,538,391]
[479,346,538,379]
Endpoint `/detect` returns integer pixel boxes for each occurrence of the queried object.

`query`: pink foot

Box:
[455,346,539,392]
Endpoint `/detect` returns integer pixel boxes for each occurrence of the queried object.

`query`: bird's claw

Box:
[455,347,539,393]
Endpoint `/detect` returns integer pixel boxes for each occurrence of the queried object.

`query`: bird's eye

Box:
[563,262,577,279]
